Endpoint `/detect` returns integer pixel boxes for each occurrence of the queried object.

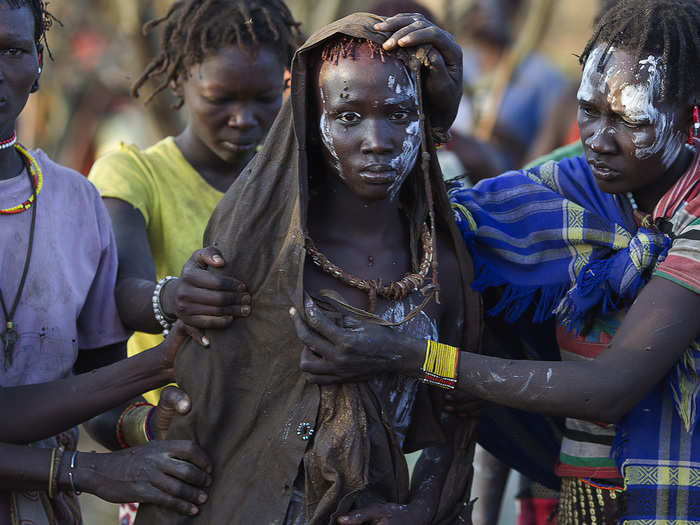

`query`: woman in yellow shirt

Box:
[88,0,300,408]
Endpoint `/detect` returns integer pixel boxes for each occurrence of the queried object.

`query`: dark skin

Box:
[0,3,210,516]
[105,45,286,338]
[291,40,464,525]
[90,45,286,448]
[0,325,211,516]
[295,45,700,427]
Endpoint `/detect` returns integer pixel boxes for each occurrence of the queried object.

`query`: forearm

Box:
[394,335,631,422]
[457,352,632,422]
[0,347,170,443]
[116,277,166,333]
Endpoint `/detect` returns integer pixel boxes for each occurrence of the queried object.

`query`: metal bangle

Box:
[68,450,81,495]
[152,276,177,336]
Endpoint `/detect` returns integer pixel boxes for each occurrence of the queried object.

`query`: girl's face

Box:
[181,45,285,167]
[0,3,40,137]
[577,45,689,195]
[315,46,421,202]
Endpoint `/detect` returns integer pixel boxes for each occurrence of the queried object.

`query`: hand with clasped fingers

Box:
[290,299,422,384]
[375,13,463,132]
[65,440,212,517]
[160,246,251,346]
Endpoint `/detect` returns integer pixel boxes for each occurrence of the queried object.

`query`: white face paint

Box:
[619,55,684,167]
[318,87,343,179]
[386,71,422,201]
[578,45,684,169]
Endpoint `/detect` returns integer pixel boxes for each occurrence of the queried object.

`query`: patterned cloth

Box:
[450,145,700,523]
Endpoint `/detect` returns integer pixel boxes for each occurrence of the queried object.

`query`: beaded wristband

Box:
[152,276,177,336]
[420,339,459,390]
[116,402,154,448]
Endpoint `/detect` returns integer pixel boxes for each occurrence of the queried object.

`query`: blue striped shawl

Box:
[449,156,700,522]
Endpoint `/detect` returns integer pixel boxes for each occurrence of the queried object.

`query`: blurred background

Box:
[20,0,600,523]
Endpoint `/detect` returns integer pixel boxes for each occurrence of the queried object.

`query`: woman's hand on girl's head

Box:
[161,246,252,345]
[70,441,211,516]
[374,13,463,131]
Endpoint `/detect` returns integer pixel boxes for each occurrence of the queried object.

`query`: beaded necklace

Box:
[305,224,434,313]
[0,143,43,215]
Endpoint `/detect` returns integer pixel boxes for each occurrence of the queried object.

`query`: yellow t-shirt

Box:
[89,137,224,404]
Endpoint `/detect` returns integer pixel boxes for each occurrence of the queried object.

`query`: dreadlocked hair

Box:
[132,0,300,107]
[6,0,59,58]
[580,0,700,106]
[314,36,441,302]
[320,36,388,64]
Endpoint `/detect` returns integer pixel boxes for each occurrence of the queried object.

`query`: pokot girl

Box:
[0,0,210,523]
[296,0,700,522]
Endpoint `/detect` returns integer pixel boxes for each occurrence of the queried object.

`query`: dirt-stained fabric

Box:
[135,13,482,525]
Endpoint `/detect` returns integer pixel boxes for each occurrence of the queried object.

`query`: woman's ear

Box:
[31,44,44,93]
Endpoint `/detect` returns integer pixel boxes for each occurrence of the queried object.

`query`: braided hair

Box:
[580,0,700,106]
[133,0,300,107]
[6,0,58,56]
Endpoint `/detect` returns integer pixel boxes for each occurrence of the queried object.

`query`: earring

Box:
[37,67,42,74]
[690,105,699,144]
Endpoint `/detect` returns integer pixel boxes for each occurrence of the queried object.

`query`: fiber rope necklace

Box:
[305,224,434,313]
[0,144,40,369]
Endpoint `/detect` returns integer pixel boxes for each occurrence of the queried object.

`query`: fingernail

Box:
[242,294,251,305]
[241,306,251,316]
[289,307,296,316]
[237,283,247,292]
[199,493,208,503]
[201,336,210,347]
[384,38,395,47]
[398,37,408,45]
[177,399,190,412]
[190,506,199,515]
[212,255,223,264]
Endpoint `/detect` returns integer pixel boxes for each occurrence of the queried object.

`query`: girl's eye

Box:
[0,48,23,56]
[390,111,410,121]
[579,103,598,118]
[621,118,649,129]
[337,112,361,124]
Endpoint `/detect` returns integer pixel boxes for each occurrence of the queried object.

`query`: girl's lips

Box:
[359,170,396,184]
[590,162,621,181]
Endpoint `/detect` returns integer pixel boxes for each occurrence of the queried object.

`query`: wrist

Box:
[394,335,427,376]
[57,451,90,495]
[158,277,179,321]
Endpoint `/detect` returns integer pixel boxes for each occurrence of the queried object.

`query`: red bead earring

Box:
[690,105,699,144]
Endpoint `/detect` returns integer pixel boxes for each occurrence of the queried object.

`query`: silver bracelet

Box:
[152,276,178,336]
[68,450,81,495]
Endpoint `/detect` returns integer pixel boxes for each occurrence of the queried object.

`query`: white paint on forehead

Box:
[579,46,684,169]
[318,87,344,179]
[577,46,615,103]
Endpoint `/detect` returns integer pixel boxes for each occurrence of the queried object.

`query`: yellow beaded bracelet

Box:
[420,339,459,389]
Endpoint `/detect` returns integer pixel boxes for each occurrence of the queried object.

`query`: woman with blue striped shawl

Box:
[292,0,700,522]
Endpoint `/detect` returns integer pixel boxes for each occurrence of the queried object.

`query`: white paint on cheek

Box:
[620,55,684,168]
[387,74,396,90]
[318,88,344,179]
[387,119,421,200]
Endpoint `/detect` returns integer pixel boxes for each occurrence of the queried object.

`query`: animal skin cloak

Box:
[135,13,482,525]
